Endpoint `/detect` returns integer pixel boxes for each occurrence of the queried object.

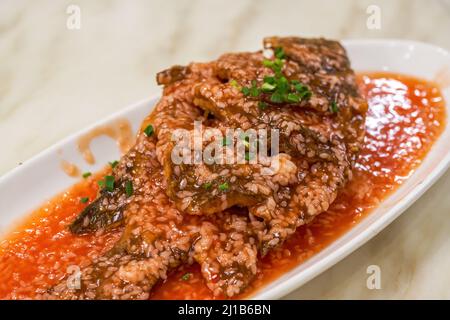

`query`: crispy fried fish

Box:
[46,36,366,299]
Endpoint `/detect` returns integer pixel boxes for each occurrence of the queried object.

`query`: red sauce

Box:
[0,72,446,300]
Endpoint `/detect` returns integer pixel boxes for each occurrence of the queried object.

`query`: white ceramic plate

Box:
[0,40,449,299]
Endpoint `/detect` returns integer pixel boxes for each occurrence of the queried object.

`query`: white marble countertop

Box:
[1,0,450,299]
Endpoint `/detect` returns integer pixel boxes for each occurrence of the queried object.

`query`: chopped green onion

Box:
[144,124,154,137]
[270,92,283,103]
[250,88,260,97]
[264,76,276,84]
[261,82,276,92]
[243,55,311,106]
[249,80,260,97]
[286,93,300,103]
[242,135,250,148]
[218,182,229,191]
[104,175,115,192]
[277,76,289,92]
[258,101,268,110]
[229,79,239,89]
[299,90,312,99]
[181,273,191,281]
[109,160,119,169]
[80,197,89,204]
[272,59,283,74]
[241,86,251,96]
[263,59,274,68]
[293,83,305,92]
[222,137,231,146]
[245,152,252,161]
[274,47,285,59]
[203,182,212,189]
[82,172,92,179]
[125,180,133,197]
[330,101,339,113]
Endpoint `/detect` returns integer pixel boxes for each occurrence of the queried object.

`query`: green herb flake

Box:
[270,92,283,103]
[241,86,251,96]
[97,180,105,188]
[286,93,300,103]
[242,137,250,149]
[261,82,276,92]
[229,79,240,89]
[218,182,229,191]
[258,101,268,110]
[263,59,274,68]
[330,101,339,113]
[109,160,119,169]
[264,76,276,84]
[104,175,115,192]
[243,56,311,106]
[181,273,191,281]
[80,197,89,204]
[125,180,133,197]
[274,47,285,59]
[222,137,231,147]
[82,172,92,179]
[272,59,283,74]
[144,124,154,137]
[203,182,212,190]
[249,80,260,97]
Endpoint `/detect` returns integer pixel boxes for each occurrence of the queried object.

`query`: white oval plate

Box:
[0,40,449,300]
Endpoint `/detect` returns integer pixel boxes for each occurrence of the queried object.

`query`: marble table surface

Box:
[1,0,450,299]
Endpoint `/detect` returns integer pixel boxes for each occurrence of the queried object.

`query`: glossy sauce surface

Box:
[0,72,446,299]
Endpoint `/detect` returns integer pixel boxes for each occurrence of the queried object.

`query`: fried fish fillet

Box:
[46,36,366,299]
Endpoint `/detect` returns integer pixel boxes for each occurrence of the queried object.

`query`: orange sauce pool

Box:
[0,72,446,300]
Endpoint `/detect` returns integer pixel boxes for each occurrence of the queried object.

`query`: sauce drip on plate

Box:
[77,118,134,165]
[0,72,446,299]
[60,160,80,178]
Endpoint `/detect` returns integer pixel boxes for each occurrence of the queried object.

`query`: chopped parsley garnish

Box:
[97,180,105,188]
[82,172,92,179]
[203,182,212,190]
[218,182,229,191]
[125,180,133,197]
[181,273,191,281]
[104,175,115,192]
[144,124,154,137]
[330,101,339,113]
[80,197,89,204]
[109,160,119,169]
